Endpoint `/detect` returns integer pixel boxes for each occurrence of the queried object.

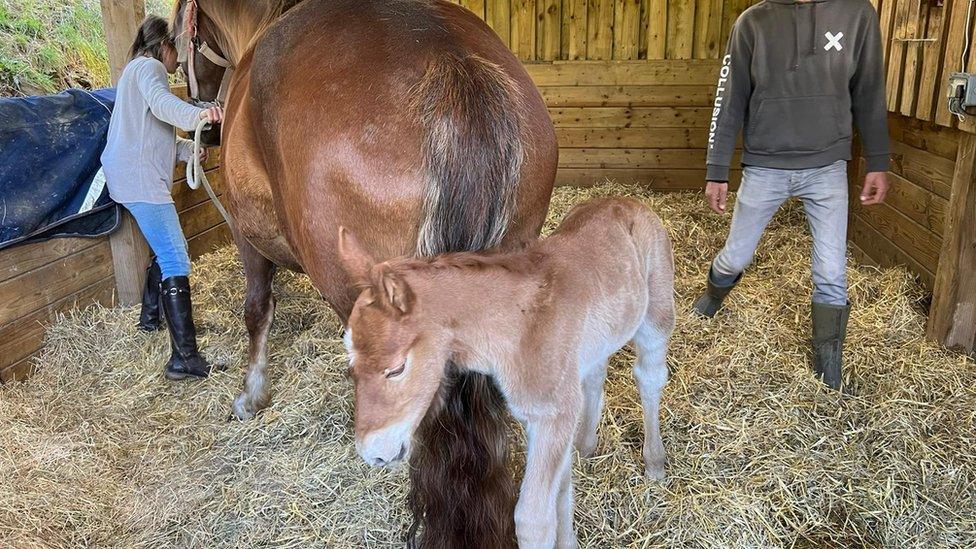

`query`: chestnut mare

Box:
[170,0,557,546]
[339,197,677,548]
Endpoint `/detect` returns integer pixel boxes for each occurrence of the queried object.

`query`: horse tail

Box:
[406,52,524,548]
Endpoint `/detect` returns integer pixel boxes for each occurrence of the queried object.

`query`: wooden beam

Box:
[101,0,150,306]
[99,0,146,82]
[927,133,976,352]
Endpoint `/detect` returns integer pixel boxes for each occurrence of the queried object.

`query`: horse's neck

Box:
[204,0,284,65]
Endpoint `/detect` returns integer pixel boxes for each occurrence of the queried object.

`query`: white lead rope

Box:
[188,118,235,231]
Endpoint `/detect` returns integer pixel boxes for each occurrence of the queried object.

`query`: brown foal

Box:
[340,197,676,548]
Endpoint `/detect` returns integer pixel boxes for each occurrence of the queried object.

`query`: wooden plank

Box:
[563,0,587,60]
[547,106,712,128]
[537,0,562,61]
[109,213,151,307]
[555,167,741,189]
[888,113,961,160]
[587,0,614,60]
[927,133,976,350]
[693,0,723,60]
[511,0,537,60]
[0,357,37,384]
[849,197,943,268]
[936,0,971,125]
[849,214,935,289]
[666,0,696,59]
[0,240,114,326]
[524,59,720,86]
[613,0,642,60]
[539,85,713,107]
[0,276,115,371]
[881,171,947,237]
[173,169,226,213]
[486,0,512,47]
[555,127,711,148]
[179,199,227,240]
[558,147,741,168]
[461,0,486,19]
[0,237,103,284]
[721,0,751,50]
[646,0,667,60]
[878,0,898,66]
[898,0,925,116]
[914,2,949,121]
[886,0,912,109]
[638,0,649,60]
[890,140,956,198]
[188,223,233,259]
[101,0,149,307]
[99,0,146,81]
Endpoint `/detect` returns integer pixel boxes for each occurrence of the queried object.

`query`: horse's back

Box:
[236,0,555,313]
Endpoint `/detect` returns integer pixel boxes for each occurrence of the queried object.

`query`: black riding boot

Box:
[811,302,851,390]
[161,276,212,380]
[691,266,742,318]
[136,259,163,332]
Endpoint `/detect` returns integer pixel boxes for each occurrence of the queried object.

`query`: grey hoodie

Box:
[706,0,890,182]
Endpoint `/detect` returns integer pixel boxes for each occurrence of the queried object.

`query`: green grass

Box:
[0,0,173,96]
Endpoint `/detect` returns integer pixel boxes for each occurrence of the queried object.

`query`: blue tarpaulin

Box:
[0,88,120,251]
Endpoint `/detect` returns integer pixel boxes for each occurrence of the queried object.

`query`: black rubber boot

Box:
[691,267,742,318]
[811,302,851,390]
[161,276,212,380]
[136,259,163,332]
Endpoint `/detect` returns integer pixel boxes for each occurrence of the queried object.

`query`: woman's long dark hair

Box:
[129,15,173,61]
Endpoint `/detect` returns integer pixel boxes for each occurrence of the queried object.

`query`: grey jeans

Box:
[711,160,849,306]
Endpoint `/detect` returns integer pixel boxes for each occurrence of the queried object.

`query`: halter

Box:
[178,0,234,104]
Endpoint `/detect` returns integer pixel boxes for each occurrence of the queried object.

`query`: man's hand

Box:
[705,181,729,214]
[860,171,889,206]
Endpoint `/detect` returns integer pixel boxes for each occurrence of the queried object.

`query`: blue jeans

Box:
[123,202,191,280]
[711,160,849,306]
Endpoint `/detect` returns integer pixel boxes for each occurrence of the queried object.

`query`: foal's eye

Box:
[385,363,406,379]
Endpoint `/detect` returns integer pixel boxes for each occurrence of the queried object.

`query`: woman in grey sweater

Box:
[101,15,223,381]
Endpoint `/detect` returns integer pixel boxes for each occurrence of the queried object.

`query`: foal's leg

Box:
[232,238,277,420]
[574,358,608,458]
[555,449,579,549]
[632,323,671,480]
[516,415,577,549]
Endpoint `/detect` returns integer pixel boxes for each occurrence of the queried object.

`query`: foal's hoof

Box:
[232,394,261,421]
[644,461,666,481]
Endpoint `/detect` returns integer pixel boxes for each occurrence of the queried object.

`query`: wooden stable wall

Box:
[450,0,755,60]
[526,59,742,189]
[850,115,961,291]
[0,130,229,383]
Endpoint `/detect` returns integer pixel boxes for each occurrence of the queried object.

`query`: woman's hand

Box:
[199,106,224,124]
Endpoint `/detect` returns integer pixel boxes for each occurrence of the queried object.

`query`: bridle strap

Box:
[183,0,234,104]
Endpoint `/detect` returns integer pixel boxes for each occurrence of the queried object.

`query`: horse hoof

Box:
[644,463,666,481]
[232,395,257,421]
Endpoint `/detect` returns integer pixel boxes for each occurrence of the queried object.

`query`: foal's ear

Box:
[376,267,414,315]
[337,227,375,285]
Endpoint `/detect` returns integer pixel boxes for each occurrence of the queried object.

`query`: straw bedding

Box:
[2,183,974,548]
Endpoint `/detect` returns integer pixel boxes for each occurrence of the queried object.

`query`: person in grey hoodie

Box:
[101,16,223,381]
[692,0,891,390]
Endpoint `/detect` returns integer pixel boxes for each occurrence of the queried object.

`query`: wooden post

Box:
[101,0,150,305]
[927,133,976,352]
